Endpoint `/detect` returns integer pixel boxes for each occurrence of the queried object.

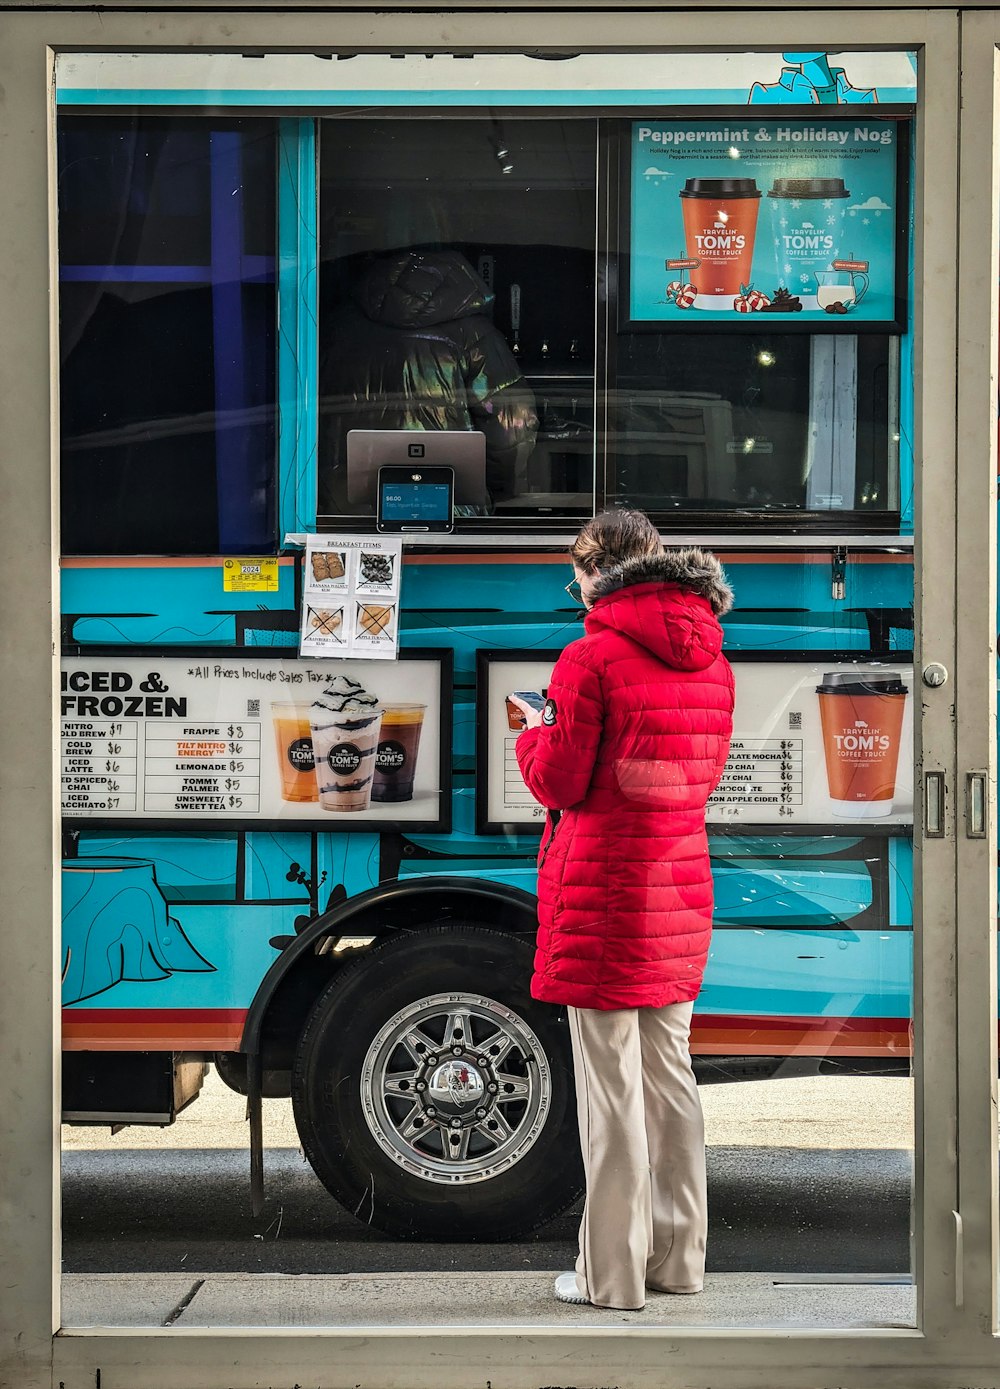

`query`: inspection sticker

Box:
[223,558,280,592]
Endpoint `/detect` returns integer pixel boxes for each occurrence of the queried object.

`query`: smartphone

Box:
[505,690,545,731]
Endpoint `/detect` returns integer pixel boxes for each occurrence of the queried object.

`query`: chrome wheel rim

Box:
[360,992,551,1184]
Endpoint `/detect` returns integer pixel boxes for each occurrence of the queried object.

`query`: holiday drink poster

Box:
[628,119,904,328]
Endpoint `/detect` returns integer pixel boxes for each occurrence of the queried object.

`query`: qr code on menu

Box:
[789,711,802,729]
[247,699,261,717]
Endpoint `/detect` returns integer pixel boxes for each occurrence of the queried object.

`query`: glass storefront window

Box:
[58,115,278,555]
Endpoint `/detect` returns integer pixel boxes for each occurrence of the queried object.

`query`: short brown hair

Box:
[569,508,663,574]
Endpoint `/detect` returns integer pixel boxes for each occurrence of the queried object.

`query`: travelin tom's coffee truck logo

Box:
[376,740,407,774]
[327,743,363,776]
[833,718,893,756]
[286,737,315,773]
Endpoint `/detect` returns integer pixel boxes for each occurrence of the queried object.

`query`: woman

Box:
[318,248,537,513]
[511,508,734,1312]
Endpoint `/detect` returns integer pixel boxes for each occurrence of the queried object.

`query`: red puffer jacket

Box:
[516,549,735,1011]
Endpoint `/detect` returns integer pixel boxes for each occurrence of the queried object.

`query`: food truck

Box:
[58,48,917,1240]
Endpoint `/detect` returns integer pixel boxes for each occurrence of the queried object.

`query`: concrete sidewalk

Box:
[61,1271,915,1330]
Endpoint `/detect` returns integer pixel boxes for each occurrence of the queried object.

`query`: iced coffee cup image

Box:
[766,177,850,304]
[310,675,384,813]
[272,702,318,803]
[679,177,761,309]
[816,670,909,818]
[372,703,426,803]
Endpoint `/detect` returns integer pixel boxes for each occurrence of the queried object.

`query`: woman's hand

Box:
[508,695,544,730]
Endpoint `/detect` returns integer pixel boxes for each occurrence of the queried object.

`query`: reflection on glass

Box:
[58,115,278,555]
[317,118,597,520]
[611,332,898,521]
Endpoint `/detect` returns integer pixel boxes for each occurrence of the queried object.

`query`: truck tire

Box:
[290,924,583,1241]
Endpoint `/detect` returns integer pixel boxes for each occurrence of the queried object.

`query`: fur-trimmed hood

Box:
[585,548,732,672]
[590,548,733,615]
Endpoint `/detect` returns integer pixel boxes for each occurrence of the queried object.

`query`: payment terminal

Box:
[376,464,455,533]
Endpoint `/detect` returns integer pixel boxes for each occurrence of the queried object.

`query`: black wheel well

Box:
[248,883,538,1078]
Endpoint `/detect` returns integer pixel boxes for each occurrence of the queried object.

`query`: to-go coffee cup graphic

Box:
[767,177,851,303]
[679,177,761,309]
[816,670,908,818]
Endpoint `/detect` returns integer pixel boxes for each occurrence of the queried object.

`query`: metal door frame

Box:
[0,5,991,1386]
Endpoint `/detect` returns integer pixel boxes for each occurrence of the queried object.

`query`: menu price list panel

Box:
[708,738,804,818]
[62,718,261,815]
[480,655,914,830]
[142,720,261,813]
[503,734,548,820]
[60,653,450,826]
[62,720,139,813]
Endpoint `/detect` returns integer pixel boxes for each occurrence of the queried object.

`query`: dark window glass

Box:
[317,118,596,522]
[58,115,277,555]
[610,332,898,522]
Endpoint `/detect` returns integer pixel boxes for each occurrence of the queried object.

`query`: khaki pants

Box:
[567,1000,707,1310]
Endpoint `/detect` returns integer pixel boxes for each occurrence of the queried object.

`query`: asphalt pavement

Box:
[61,1071,913,1276]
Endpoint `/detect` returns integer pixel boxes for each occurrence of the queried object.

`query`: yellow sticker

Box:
[222,558,280,592]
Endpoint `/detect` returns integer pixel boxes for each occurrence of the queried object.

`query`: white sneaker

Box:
[554,1272,590,1305]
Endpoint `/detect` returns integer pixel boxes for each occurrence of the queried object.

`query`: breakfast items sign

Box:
[629,118,905,328]
[300,535,402,658]
[61,651,451,829]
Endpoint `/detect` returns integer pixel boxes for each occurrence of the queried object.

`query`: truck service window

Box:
[317,118,597,524]
[58,115,278,556]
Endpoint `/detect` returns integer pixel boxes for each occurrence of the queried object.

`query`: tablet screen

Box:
[377,465,455,531]
[380,481,452,523]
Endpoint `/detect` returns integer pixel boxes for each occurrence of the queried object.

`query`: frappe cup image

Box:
[372,703,426,803]
[679,177,761,309]
[816,670,908,818]
[766,177,850,304]
[310,675,384,813]
[272,702,318,802]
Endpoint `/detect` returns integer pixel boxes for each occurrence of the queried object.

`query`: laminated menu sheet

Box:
[300,535,402,659]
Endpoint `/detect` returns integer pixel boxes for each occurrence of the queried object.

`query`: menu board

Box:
[628,117,906,329]
[61,650,451,829]
[476,652,562,833]
[477,651,913,831]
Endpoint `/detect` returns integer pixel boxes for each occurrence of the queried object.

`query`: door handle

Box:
[924,771,945,837]
[965,771,988,839]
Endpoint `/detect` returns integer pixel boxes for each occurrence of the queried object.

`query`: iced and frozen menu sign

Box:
[61,653,448,827]
[629,118,903,327]
[478,653,913,830]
